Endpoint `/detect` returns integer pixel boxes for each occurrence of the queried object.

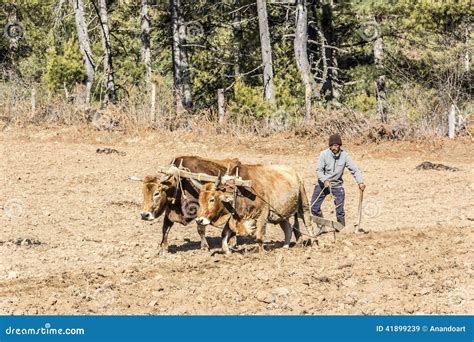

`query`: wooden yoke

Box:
[156,165,252,188]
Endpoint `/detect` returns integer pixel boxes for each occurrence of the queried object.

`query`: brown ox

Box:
[195,164,313,254]
[140,156,241,255]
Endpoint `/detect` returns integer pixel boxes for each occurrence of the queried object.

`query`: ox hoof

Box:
[282,244,290,249]
[228,237,237,249]
[220,247,232,255]
[200,243,209,251]
[294,240,305,248]
[158,249,167,256]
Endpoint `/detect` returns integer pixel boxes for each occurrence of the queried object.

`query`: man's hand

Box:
[359,183,366,191]
[324,180,331,188]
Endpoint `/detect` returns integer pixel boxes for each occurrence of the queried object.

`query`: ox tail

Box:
[297,177,314,238]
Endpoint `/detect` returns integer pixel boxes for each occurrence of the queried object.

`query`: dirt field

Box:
[0,127,473,315]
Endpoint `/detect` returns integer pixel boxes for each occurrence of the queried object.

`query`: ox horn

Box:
[160,175,172,183]
[189,178,203,190]
[128,176,144,182]
[214,171,221,188]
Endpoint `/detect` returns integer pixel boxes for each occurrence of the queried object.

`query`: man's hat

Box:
[329,134,342,146]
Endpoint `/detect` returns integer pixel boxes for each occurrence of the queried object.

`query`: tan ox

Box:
[140,156,240,255]
[195,164,313,254]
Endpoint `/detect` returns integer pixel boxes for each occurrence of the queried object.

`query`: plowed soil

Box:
[1,127,472,315]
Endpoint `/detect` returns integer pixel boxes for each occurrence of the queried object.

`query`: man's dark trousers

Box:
[310,182,345,224]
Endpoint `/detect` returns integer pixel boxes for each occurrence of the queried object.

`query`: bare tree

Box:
[319,0,339,102]
[95,0,116,104]
[232,2,243,79]
[294,0,312,121]
[170,0,193,112]
[464,25,471,73]
[141,0,152,86]
[373,16,387,123]
[72,0,94,104]
[256,0,276,105]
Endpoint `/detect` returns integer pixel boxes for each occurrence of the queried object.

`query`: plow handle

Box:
[356,188,364,233]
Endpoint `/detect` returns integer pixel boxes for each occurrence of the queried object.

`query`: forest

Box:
[0,0,472,137]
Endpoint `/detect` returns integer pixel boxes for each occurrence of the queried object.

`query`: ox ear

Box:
[143,175,158,183]
[219,193,233,203]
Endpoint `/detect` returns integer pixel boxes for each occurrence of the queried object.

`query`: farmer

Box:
[310,134,366,232]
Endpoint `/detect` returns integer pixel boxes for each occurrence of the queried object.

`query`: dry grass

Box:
[0,81,472,142]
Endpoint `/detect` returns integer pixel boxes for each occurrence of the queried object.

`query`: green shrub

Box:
[44,38,85,91]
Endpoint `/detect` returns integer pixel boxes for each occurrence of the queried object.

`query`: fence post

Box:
[218,88,226,125]
[448,104,455,139]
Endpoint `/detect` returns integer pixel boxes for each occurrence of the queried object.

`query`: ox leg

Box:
[298,202,316,246]
[159,216,173,256]
[197,224,209,250]
[292,214,304,247]
[279,220,293,249]
[221,225,232,255]
[255,210,268,254]
[228,231,237,249]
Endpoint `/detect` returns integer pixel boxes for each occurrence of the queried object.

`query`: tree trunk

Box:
[294,0,312,121]
[373,16,387,123]
[72,0,94,105]
[465,26,471,73]
[320,0,339,102]
[179,46,193,109]
[141,0,152,87]
[232,1,243,79]
[256,0,276,105]
[170,0,193,112]
[98,0,116,104]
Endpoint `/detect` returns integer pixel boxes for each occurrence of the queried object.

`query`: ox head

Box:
[140,175,174,221]
[195,182,233,227]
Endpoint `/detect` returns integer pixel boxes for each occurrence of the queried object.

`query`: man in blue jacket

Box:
[310,134,366,230]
